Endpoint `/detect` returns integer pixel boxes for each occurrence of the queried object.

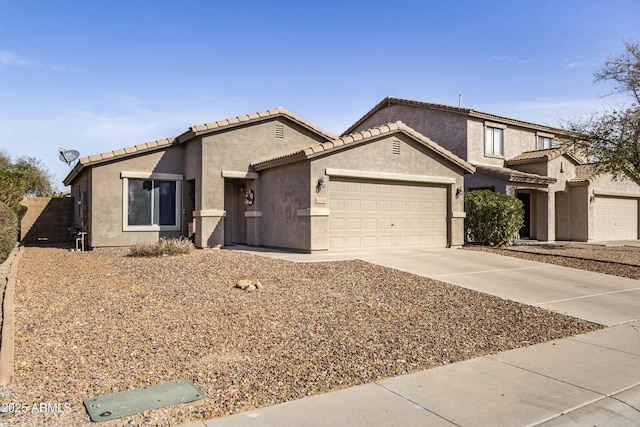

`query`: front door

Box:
[517,192,531,238]
[224,181,247,245]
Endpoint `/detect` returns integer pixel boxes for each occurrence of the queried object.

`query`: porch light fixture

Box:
[456,186,463,198]
[316,177,326,193]
[590,192,596,203]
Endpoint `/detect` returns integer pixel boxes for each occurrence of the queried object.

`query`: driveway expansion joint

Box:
[372,381,462,427]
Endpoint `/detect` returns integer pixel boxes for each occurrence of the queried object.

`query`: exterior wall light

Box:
[456,186,463,198]
[316,177,326,193]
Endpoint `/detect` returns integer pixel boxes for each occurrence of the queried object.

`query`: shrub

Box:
[0,169,28,213]
[465,190,524,247]
[129,237,194,257]
[0,201,18,263]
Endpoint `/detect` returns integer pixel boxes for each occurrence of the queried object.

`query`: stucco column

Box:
[298,208,330,252]
[193,210,225,248]
[536,190,555,241]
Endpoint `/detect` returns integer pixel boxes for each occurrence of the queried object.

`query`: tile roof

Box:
[343,96,570,136]
[63,108,336,185]
[473,164,556,185]
[506,147,583,165]
[176,107,336,142]
[252,121,476,174]
[569,164,599,185]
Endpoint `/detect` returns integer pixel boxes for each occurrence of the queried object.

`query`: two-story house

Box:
[345,97,640,242]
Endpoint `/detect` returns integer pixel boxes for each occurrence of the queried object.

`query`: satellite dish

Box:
[58,148,80,167]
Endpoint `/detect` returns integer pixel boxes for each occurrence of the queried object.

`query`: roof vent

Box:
[392,140,401,155]
[275,124,284,139]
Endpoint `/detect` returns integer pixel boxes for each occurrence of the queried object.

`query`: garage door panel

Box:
[330,218,344,230]
[362,218,377,230]
[362,200,377,211]
[594,196,638,240]
[378,201,392,212]
[329,178,448,250]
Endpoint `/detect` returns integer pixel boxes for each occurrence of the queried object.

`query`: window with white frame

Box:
[537,135,553,149]
[485,126,504,156]
[122,172,182,231]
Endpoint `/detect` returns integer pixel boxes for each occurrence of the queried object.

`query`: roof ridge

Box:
[343,96,569,136]
[253,121,475,174]
[187,107,336,141]
[64,107,336,185]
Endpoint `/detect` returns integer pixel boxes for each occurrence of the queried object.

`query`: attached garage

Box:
[594,196,639,240]
[329,178,447,250]
[252,121,475,252]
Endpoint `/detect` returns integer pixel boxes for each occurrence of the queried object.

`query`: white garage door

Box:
[329,179,447,250]
[594,196,638,240]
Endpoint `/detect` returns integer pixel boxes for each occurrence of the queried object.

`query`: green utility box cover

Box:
[84,379,205,422]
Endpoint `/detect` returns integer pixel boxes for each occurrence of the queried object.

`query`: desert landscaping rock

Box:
[1,247,603,427]
[465,243,640,279]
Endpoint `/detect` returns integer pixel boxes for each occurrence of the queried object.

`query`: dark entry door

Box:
[224,181,247,245]
[517,192,531,238]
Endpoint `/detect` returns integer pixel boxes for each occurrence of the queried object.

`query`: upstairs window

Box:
[485,126,504,156]
[537,135,553,149]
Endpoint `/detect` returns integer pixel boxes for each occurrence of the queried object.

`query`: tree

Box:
[0,150,54,197]
[565,40,640,182]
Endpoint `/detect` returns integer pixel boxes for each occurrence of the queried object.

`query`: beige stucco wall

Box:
[89,146,186,247]
[351,105,469,160]
[308,134,468,248]
[467,119,551,167]
[257,161,311,251]
[194,118,329,248]
[569,185,590,241]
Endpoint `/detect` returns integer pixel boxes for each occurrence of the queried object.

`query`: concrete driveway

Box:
[351,248,640,326]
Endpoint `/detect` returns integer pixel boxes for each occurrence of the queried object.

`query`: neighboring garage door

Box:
[329,178,447,250]
[594,196,638,240]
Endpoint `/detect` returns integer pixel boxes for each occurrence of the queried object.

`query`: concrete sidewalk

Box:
[180,248,640,427]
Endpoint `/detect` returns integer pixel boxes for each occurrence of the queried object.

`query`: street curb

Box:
[0,245,23,385]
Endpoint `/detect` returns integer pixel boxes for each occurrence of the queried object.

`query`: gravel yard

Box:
[2,246,602,427]
[465,242,640,279]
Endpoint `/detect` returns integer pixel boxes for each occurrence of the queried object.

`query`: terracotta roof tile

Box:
[64,107,336,185]
[344,96,570,137]
[507,148,565,163]
[474,164,556,184]
[569,164,599,184]
[253,122,475,174]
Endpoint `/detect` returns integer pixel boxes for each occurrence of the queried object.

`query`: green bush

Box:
[129,237,194,257]
[0,201,18,263]
[465,190,524,247]
[0,169,28,213]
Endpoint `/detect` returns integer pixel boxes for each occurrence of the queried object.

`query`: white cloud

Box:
[0,50,35,70]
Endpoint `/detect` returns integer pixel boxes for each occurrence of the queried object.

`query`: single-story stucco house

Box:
[63,107,474,251]
[345,97,640,242]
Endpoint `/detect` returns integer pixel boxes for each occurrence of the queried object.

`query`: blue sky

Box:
[1,0,639,190]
